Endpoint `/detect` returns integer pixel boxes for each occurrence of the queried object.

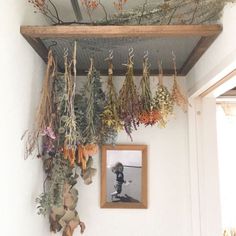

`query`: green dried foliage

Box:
[75,61,106,144]
[36,157,78,216]
[101,61,122,144]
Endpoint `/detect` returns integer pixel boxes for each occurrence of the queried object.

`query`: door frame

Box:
[188,69,236,236]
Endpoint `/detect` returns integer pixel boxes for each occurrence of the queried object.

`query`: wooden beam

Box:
[200,69,236,98]
[23,36,49,63]
[20,25,222,39]
[180,35,219,75]
[77,69,182,76]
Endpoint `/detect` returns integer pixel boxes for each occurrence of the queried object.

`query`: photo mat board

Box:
[101,145,147,208]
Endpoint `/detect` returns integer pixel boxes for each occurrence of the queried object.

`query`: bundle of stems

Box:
[24,49,56,158]
[138,56,162,126]
[101,59,122,143]
[118,55,140,139]
[62,44,79,167]
[153,61,174,127]
[171,53,188,112]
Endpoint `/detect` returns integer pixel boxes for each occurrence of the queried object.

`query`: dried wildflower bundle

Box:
[171,53,188,112]
[101,58,122,143]
[58,45,79,167]
[153,62,174,127]
[24,50,56,158]
[118,54,140,139]
[138,55,162,126]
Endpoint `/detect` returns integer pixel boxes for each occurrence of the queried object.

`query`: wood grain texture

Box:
[101,145,148,209]
[20,25,222,38]
[20,25,222,75]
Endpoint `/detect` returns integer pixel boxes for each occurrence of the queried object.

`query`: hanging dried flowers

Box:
[153,61,174,127]
[138,52,162,126]
[75,58,106,144]
[23,49,56,158]
[171,53,188,112]
[101,53,122,144]
[118,49,140,139]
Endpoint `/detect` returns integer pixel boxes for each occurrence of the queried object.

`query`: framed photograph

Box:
[101,145,147,209]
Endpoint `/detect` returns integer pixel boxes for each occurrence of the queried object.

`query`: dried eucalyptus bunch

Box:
[118,51,140,139]
[101,57,122,144]
[138,54,162,126]
[153,62,174,127]
[171,53,188,112]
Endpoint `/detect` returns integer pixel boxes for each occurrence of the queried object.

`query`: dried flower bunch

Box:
[101,56,122,144]
[29,0,236,25]
[138,54,162,126]
[171,53,188,112]
[153,61,174,127]
[118,50,140,139]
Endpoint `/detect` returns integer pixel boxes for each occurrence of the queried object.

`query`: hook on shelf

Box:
[48,40,57,50]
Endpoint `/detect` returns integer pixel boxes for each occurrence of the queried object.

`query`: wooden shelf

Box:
[20,25,222,76]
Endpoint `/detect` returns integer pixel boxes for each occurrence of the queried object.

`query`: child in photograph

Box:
[110,162,132,201]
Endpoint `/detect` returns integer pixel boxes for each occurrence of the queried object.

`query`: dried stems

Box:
[153,61,174,127]
[171,52,188,112]
[24,50,56,158]
[101,57,122,143]
[118,53,140,139]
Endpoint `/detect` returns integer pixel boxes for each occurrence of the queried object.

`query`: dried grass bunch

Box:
[171,53,188,112]
[118,52,140,139]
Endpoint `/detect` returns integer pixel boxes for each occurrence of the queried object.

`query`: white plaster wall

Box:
[0,1,48,235]
[187,3,236,97]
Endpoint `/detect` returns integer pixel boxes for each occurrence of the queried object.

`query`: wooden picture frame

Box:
[101,145,147,209]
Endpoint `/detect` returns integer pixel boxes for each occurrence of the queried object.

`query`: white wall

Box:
[0,1,48,235]
[187,3,236,97]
